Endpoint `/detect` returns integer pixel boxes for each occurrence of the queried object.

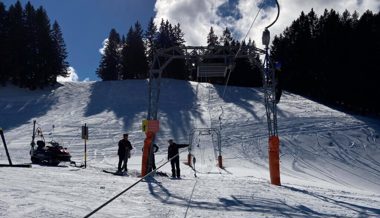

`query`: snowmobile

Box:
[30,120,71,166]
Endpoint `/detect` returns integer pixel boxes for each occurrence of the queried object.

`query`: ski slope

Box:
[0,79,379,217]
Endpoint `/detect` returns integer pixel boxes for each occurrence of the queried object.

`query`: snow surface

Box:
[0,79,379,218]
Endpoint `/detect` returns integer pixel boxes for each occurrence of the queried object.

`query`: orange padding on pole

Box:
[141,131,154,177]
[187,153,192,166]
[268,135,281,186]
[218,155,223,168]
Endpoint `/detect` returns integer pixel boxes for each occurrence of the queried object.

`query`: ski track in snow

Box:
[0,79,380,217]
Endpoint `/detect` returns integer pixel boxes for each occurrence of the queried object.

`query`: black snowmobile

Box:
[30,120,71,166]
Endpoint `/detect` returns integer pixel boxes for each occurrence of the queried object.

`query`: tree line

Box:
[2,2,378,115]
[271,9,380,114]
[97,18,262,87]
[0,1,69,89]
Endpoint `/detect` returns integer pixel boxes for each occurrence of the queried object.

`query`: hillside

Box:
[0,79,379,217]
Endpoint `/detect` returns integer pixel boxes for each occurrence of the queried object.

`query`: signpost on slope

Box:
[82,123,88,168]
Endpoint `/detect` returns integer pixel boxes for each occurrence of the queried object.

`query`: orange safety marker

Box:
[218,155,223,168]
[268,135,281,186]
[187,153,192,166]
[141,131,154,177]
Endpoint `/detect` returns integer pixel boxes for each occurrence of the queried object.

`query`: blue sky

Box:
[2,0,379,82]
[3,0,156,81]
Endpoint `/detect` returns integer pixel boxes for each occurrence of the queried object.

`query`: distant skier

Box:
[167,139,189,178]
[117,133,133,172]
[142,143,159,172]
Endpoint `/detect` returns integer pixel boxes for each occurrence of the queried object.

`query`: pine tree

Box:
[121,22,149,79]
[120,27,133,79]
[0,2,7,85]
[172,23,185,46]
[33,6,55,89]
[132,21,149,79]
[51,21,69,83]
[97,28,121,81]
[154,19,187,79]
[207,26,219,48]
[169,23,186,79]
[7,1,27,87]
[145,17,157,66]
[156,19,169,49]
[23,2,37,88]
[220,27,233,46]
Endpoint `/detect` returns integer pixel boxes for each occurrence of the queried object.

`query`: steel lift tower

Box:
[142,0,281,186]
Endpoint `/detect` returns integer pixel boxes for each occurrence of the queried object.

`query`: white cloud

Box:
[154,0,226,45]
[154,0,380,49]
[99,38,109,55]
[57,67,79,82]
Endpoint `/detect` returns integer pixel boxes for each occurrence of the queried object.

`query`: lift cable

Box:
[83,150,187,218]
[222,6,262,99]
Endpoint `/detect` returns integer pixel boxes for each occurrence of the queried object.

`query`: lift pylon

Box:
[141,45,261,176]
[261,0,281,186]
[142,0,282,183]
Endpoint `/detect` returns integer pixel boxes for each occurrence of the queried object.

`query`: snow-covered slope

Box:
[0,79,379,217]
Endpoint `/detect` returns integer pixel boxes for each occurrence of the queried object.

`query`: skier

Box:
[167,139,189,178]
[117,133,133,173]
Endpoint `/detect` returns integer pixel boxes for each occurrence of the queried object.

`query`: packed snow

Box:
[0,79,379,217]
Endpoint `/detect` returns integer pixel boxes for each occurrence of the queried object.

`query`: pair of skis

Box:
[102,169,129,176]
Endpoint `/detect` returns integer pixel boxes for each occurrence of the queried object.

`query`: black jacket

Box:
[168,143,188,159]
[142,144,159,153]
[118,139,133,156]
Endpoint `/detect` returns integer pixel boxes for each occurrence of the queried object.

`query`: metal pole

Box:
[84,123,87,169]
[0,129,13,166]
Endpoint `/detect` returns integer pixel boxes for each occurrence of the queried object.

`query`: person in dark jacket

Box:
[142,143,159,172]
[167,139,189,178]
[117,133,133,172]
[151,143,159,170]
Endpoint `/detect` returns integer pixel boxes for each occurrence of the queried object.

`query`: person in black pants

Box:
[142,143,159,172]
[167,139,189,178]
[117,133,133,172]
[151,143,159,170]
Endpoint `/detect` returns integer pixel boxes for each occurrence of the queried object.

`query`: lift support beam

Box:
[141,44,281,186]
[0,128,31,167]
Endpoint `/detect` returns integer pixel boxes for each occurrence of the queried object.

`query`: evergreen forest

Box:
[271,9,379,114]
[1,1,379,115]
[0,1,69,89]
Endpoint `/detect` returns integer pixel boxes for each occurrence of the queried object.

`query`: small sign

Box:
[142,120,148,132]
[142,120,159,133]
[147,120,159,133]
[81,125,88,140]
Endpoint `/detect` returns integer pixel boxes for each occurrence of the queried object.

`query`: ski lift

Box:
[197,63,228,78]
[197,52,235,78]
